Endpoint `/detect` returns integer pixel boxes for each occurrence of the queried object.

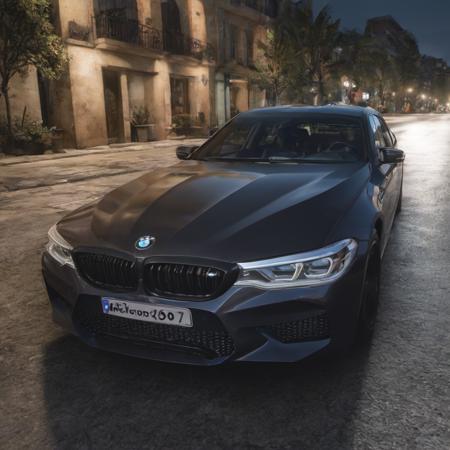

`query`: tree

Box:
[395,31,421,90]
[0,0,67,138]
[285,0,341,104]
[251,1,294,106]
[252,28,291,106]
[342,33,399,106]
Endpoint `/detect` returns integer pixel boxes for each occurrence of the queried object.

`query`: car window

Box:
[369,115,387,149]
[379,117,394,147]
[218,122,256,155]
[192,115,365,163]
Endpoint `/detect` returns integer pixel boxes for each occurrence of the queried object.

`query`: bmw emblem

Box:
[135,235,155,250]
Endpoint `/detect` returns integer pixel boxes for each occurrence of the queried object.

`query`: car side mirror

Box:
[381,147,405,164]
[176,145,198,160]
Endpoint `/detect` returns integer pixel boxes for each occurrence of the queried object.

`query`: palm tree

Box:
[284,0,341,104]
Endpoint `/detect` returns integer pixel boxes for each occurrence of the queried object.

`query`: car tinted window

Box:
[369,115,388,149]
[193,115,365,163]
[379,117,394,147]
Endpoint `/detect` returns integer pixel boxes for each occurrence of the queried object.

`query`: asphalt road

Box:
[0,114,449,449]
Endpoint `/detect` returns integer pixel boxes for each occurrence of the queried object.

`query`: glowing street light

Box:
[421,94,427,100]
[407,87,414,93]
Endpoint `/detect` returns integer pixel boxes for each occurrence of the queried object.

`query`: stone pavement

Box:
[0,138,205,192]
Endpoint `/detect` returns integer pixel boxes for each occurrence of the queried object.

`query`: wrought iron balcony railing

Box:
[94,13,162,51]
[163,30,216,61]
[93,13,216,61]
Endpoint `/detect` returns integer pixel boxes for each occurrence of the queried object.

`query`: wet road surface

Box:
[0,114,449,449]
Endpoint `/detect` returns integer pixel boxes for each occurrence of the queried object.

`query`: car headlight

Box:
[46,225,75,268]
[235,239,358,289]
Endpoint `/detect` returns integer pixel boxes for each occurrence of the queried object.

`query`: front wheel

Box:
[357,236,381,342]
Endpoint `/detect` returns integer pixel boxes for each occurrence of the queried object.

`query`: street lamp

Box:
[407,87,414,94]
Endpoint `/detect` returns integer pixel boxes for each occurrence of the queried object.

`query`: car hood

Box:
[57,160,370,262]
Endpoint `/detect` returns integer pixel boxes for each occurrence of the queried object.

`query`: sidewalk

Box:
[0,138,205,192]
[0,138,205,167]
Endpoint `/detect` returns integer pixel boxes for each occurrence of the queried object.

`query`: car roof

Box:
[240,104,379,119]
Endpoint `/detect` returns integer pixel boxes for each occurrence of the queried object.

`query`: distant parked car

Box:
[43,106,404,365]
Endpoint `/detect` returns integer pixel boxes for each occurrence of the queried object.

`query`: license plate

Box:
[101,297,192,327]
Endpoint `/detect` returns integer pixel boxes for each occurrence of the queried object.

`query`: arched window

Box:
[161,0,183,52]
[94,0,138,43]
[161,0,182,33]
[94,0,137,20]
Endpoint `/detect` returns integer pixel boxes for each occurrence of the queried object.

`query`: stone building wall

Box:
[0,67,43,125]
[2,0,275,148]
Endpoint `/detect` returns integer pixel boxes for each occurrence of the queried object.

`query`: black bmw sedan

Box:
[42,105,404,365]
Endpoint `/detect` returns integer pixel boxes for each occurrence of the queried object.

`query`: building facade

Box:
[419,55,450,102]
[213,0,277,125]
[1,0,278,149]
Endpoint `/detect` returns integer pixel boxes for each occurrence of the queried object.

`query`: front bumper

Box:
[42,243,369,365]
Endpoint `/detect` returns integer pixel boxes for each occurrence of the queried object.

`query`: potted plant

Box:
[171,114,193,136]
[8,116,51,155]
[131,106,155,142]
[171,114,207,136]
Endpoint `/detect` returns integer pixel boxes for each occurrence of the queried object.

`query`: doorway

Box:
[170,76,190,116]
[102,70,124,144]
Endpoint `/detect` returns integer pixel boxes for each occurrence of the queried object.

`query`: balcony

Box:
[93,13,215,61]
[94,13,163,52]
[163,31,216,61]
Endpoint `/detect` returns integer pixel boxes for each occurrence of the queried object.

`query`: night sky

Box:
[313,0,450,63]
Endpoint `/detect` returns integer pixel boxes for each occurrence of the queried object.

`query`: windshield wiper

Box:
[196,156,354,164]
[267,156,353,164]
[267,156,309,163]
[198,157,263,162]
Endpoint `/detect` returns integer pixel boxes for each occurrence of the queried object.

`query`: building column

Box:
[120,73,131,142]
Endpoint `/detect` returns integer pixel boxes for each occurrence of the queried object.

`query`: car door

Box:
[369,115,399,251]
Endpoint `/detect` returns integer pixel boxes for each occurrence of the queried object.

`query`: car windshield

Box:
[192,114,365,163]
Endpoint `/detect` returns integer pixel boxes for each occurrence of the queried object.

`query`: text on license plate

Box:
[101,297,193,327]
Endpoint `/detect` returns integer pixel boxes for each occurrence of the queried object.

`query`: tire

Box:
[357,234,381,343]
